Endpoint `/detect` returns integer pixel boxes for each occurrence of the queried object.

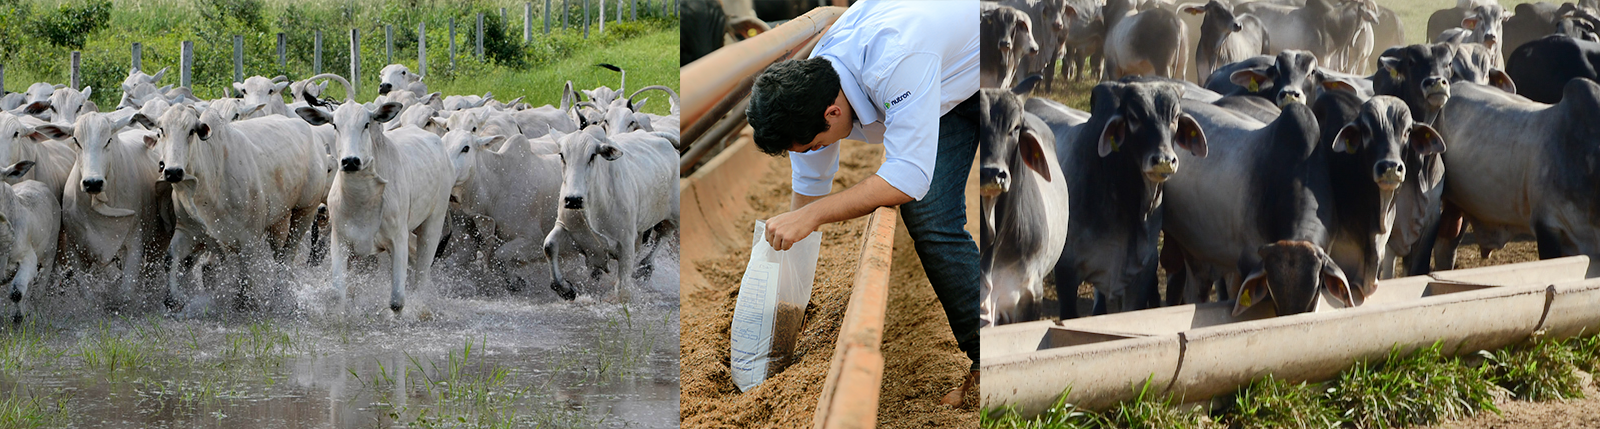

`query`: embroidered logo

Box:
[885,90,911,110]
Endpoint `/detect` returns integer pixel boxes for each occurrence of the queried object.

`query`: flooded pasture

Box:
[0,237,681,428]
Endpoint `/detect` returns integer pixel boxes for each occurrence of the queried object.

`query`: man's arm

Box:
[767,174,913,250]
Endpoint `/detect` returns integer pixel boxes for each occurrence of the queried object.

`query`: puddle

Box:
[0,236,681,428]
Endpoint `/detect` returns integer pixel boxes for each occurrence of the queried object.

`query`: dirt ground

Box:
[680,140,977,427]
[1422,371,1600,429]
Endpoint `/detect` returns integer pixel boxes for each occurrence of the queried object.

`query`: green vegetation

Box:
[0,387,71,429]
[0,0,678,115]
[983,334,1600,429]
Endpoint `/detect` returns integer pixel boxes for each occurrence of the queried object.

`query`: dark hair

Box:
[746,57,842,156]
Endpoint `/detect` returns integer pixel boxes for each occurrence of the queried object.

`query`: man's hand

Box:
[765,207,820,251]
[764,174,914,250]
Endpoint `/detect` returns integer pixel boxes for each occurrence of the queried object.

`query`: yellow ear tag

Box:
[1345,138,1358,154]
[1248,78,1260,93]
[1389,68,1400,79]
[1239,288,1253,308]
[1111,135,1119,152]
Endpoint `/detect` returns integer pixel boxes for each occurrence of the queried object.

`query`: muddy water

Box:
[0,237,680,428]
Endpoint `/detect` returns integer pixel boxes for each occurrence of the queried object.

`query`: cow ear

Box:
[1063,4,1079,19]
[1487,69,1518,93]
[232,82,246,96]
[1019,127,1053,182]
[81,87,92,99]
[143,134,158,149]
[1097,115,1127,157]
[82,100,98,113]
[548,126,566,143]
[1320,78,1359,95]
[294,106,331,126]
[1319,248,1359,305]
[1229,68,1274,93]
[23,101,50,116]
[424,92,442,106]
[596,144,623,161]
[1,161,35,179]
[372,102,404,123]
[1012,74,1043,95]
[1178,3,1206,15]
[1461,14,1480,29]
[1379,56,1403,80]
[152,67,167,82]
[1332,123,1363,154]
[195,123,212,141]
[32,124,73,140]
[1175,114,1208,157]
[1409,124,1446,155]
[1233,269,1272,317]
[273,81,290,93]
[633,98,649,112]
[474,134,506,149]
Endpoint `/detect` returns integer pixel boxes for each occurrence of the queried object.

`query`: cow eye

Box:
[460,146,469,153]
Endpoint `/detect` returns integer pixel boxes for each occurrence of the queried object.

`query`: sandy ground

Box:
[680,140,976,427]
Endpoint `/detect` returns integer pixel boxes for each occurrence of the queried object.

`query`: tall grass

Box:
[1,0,678,114]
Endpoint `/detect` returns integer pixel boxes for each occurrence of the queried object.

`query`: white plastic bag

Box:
[730,220,822,392]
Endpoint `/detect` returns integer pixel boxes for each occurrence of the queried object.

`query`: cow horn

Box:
[300,73,356,102]
[627,85,680,114]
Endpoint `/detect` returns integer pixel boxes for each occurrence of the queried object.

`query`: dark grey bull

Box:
[979,77,1070,326]
[1434,79,1600,277]
[982,3,1040,89]
[1180,0,1270,80]
[1047,80,1207,317]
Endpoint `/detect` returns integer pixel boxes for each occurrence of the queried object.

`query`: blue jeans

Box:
[899,95,980,371]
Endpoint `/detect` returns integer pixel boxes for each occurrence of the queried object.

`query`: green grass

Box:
[0,387,70,429]
[983,334,1600,429]
[1,0,677,115]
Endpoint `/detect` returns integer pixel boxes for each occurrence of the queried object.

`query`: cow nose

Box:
[1376,160,1405,186]
[162,167,184,183]
[1278,88,1305,107]
[1231,21,1243,32]
[83,177,105,193]
[999,41,1012,52]
[980,167,1010,195]
[563,196,584,210]
[378,83,393,95]
[341,157,362,172]
[1424,76,1447,91]
[1150,154,1178,175]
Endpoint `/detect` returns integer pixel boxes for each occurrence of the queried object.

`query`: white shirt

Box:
[790,1,980,201]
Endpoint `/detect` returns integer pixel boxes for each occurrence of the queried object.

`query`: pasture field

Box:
[0,0,678,115]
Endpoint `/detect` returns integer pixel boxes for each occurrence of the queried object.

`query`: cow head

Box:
[1235,240,1352,316]
[42,87,94,124]
[1462,4,1512,50]
[1043,0,1069,32]
[232,75,289,118]
[378,64,422,96]
[1332,96,1445,237]
[38,110,137,195]
[985,5,1038,56]
[603,97,651,135]
[1183,1,1245,36]
[295,101,404,174]
[980,77,1048,198]
[550,127,622,211]
[439,129,504,188]
[1092,80,1207,184]
[140,105,220,184]
[0,115,59,179]
[1231,51,1323,108]
[1375,44,1456,124]
[1447,43,1516,93]
[0,162,26,289]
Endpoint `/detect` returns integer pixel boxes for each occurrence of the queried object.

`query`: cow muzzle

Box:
[1424,77,1451,107]
[563,195,584,210]
[1375,160,1404,190]
[378,83,393,95]
[980,167,1010,197]
[81,177,105,194]
[341,157,363,172]
[1277,89,1305,108]
[162,167,184,183]
[1146,155,1178,182]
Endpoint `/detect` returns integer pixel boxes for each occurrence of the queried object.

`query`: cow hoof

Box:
[163,295,183,312]
[390,301,404,313]
[551,281,577,301]
[7,290,19,303]
[589,267,606,280]
[9,314,21,325]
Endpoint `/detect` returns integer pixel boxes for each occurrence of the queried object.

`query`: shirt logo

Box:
[885,90,911,110]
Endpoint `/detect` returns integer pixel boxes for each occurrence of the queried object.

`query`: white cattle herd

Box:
[0,63,681,321]
[981,0,1600,327]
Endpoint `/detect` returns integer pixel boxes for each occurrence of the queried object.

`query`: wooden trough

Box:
[981,256,1600,416]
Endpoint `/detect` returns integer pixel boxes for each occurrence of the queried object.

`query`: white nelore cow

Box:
[140,105,329,310]
[0,112,81,199]
[0,163,60,323]
[295,101,452,314]
[378,64,427,96]
[542,127,678,301]
[34,110,171,308]
[439,130,562,290]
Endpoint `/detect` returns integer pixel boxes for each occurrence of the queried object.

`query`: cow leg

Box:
[543,225,577,301]
[613,238,635,303]
[308,205,329,267]
[412,211,446,307]
[328,228,350,313]
[1054,261,1082,319]
[8,252,37,323]
[1160,242,1185,306]
[286,206,317,266]
[164,230,196,311]
[1428,202,1466,273]
[1534,219,1566,261]
[389,227,410,314]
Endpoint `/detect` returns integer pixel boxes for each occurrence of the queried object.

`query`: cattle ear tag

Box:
[1248,78,1259,93]
[1238,286,1253,308]
[1110,135,1119,152]
[1344,136,1359,154]
[1389,69,1400,80]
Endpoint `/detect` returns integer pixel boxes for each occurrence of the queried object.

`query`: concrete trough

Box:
[981,256,1595,416]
